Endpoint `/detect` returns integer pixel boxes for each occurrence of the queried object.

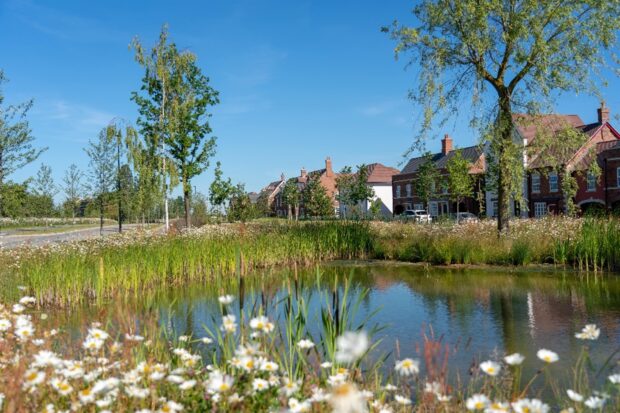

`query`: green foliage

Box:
[387,0,620,233]
[445,149,473,213]
[281,179,301,220]
[85,127,117,233]
[336,164,375,219]
[0,71,47,215]
[413,152,439,209]
[62,164,84,221]
[131,25,219,228]
[302,176,333,218]
[209,161,233,213]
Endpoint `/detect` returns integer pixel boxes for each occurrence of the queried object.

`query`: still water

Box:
[52,261,620,382]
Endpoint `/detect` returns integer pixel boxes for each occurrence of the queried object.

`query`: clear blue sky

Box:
[1,0,619,197]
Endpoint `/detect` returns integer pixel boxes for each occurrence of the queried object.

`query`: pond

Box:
[48,261,620,385]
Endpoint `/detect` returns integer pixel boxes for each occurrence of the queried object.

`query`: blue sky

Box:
[1,0,619,198]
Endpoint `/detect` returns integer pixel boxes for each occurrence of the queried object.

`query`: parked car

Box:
[402,209,432,223]
[451,212,479,223]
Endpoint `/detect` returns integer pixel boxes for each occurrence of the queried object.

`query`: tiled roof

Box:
[399,145,484,175]
[513,113,587,143]
[597,140,620,153]
[365,163,400,183]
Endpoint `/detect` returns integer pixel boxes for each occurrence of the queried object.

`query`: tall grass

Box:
[2,217,620,306]
[0,222,373,306]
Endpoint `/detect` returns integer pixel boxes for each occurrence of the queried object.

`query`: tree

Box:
[227,183,253,222]
[85,127,116,235]
[336,164,374,219]
[105,121,136,232]
[387,0,620,234]
[32,164,56,217]
[0,71,46,214]
[303,176,333,218]
[413,153,439,211]
[126,131,162,224]
[281,179,301,220]
[446,150,474,216]
[0,181,28,218]
[209,161,232,215]
[62,164,84,223]
[132,25,219,230]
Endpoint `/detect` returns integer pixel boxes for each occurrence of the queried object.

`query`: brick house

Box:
[256,174,287,216]
[272,157,340,217]
[514,103,620,217]
[392,135,486,217]
[339,163,400,218]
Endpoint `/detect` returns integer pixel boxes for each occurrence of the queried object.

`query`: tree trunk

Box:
[183,177,191,229]
[99,197,104,236]
[117,139,123,233]
[497,92,513,235]
[287,204,292,220]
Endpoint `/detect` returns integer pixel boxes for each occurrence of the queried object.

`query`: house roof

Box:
[399,145,484,175]
[365,163,400,183]
[513,113,588,143]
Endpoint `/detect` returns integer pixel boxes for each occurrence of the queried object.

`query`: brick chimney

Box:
[598,101,610,124]
[325,157,333,177]
[441,134,453,155]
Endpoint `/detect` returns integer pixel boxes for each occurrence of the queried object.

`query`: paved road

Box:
[0,224,146,249]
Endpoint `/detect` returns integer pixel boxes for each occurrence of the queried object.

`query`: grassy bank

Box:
[0,222,373,305]
[1,217,619,305]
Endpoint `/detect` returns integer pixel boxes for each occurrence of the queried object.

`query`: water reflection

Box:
[49,262,620,384]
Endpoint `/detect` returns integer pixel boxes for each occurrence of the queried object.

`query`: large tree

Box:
[85,127,116,235]
[0,71,46,215]
[132,25,219,229]
[387,0,620,234]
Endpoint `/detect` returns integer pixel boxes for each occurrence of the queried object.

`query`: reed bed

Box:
[1,217,620,306]
[0,222,373,306]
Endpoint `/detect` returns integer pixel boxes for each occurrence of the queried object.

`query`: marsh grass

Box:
[2,217,620,306]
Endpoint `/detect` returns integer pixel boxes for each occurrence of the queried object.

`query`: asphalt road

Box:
[0,224,145,249]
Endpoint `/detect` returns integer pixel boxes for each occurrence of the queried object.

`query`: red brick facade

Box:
[392,135,486,217]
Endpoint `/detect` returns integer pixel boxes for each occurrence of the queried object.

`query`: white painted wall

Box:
[339,183,394,218]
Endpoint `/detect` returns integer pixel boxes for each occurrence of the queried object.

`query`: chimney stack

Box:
[441,134,453,155]
[598,101,610,124]
[325,157,333,177]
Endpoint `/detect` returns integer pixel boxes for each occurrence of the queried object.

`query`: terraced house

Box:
[493,103,620,218]
[392,135,486,217]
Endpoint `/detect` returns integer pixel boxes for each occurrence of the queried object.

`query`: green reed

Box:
[1,221,373,306]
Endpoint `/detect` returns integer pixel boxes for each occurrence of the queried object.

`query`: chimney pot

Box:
[598,101,610,124]
[441,134,453,155]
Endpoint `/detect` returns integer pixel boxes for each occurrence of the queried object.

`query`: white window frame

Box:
[405,183,412,197]
[413,203,424,211]
[491,200,498,218]
[549,172,558,192]
[587,171,597,192]
[396,186,401,198]
[532,173,541,193]
[534,202,547,218]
